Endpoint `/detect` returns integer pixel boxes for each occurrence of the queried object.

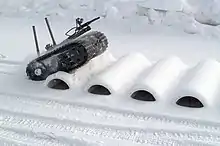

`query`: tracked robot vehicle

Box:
[26,17,108,81]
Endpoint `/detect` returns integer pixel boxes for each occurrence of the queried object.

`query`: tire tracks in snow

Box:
[0,127,68,146]
[0,139,27,146]
[0,128,211,146]
[0,126,101,146]
[0,92,188,132]
[0,92,220,134]
[0,109,217,146]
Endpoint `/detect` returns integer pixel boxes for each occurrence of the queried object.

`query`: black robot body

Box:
[26,17,108,81]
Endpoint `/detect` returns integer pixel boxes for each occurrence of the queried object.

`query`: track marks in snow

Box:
[0,92,220,134]
[0,127,101,146]
[0,92,188,131]
[0,108,219,145]
[0,127,65,146]
[0,139,27,146]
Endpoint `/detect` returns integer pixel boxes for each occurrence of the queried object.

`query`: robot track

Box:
[26,31,108,81]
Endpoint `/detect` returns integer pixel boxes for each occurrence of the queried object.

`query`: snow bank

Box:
[174,59,220,108]
[86,52,151,95]
[138,0,183,11]
[129,56,187,102]
[0,0,183,18]
[0,0,219,38]
[184,0,220,26]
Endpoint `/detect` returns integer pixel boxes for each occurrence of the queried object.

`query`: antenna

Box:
[32,26,40,56]
[45,17,56,45]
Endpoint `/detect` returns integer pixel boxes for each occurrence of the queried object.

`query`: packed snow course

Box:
[0,0,220,146]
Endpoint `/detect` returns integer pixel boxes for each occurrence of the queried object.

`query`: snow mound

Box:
[86,52,151,95]
[130,56,187,102]
[174,59,220,108]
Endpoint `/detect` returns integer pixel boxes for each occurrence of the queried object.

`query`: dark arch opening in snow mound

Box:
[88,85,111,95]
[47,79,69,90]
[176,96,204,108]
[131,90,156,101]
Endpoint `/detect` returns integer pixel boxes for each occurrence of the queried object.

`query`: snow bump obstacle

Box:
[87,53,151,95]
[130,56,187,102]
[174,59,220,108]
[45,71,72,90]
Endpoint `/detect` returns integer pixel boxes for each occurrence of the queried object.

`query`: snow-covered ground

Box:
[1,0,220,145]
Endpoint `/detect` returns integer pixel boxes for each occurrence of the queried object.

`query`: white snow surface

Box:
[1,0,220,146]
